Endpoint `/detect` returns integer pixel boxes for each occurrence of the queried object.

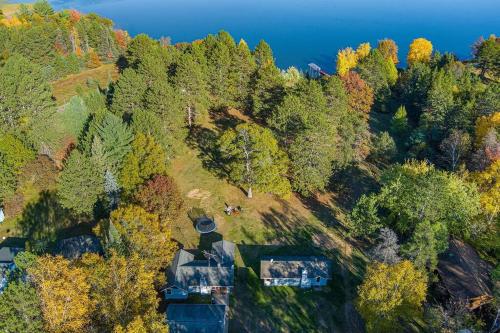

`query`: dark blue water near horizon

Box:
[27,0,500,72]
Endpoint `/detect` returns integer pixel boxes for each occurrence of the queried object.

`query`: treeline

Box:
[0,0,127,80]
[0,3,498,331]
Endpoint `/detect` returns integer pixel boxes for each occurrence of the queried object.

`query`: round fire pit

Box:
[195,217,217,234]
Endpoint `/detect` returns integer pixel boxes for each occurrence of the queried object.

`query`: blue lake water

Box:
[36,0,500,71]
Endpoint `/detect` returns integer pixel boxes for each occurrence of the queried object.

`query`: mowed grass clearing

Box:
[168,108,369,332]
[52,64,119,105]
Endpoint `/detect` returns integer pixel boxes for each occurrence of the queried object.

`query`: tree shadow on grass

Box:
[186,125,227,179]
[17,190,91,253]
[329,163,380,211]
[209,105,245,133]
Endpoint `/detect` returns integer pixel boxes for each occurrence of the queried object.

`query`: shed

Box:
[54,235,103,259]
[437,238,493,309]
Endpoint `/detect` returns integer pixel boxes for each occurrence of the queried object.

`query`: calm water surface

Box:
[44,0,500,71]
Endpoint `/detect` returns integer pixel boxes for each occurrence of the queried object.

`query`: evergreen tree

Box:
[94,112,134,173]
[229,39,256,108]
[111,68,148,118]
[0,55,54,131]
[57,150,104,215]
[33,0,54,17]
[391,105,410,135]
[173,53,209,128]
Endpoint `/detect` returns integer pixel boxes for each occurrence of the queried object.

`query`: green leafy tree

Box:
[370,131,396,162]
[219,123,291,198]
[379,160,481,237]
[356,49,397,103]
[33,0,54,17]
[120,133,167,193]
[401,220,447,271]
[270,80,337,195]
[473,35,500,78]
[57,150,104,215]
[0,134,35,174]
[0,55,54,131]
[349,194,382,237]
[0,282,44,333]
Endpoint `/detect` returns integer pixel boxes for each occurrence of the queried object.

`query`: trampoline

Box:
[195,217,217,234]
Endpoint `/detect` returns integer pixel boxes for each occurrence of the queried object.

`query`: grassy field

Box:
[168,108,372,332]
[52,64,119,105]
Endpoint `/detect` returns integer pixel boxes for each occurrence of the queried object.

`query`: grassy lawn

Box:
[52,64,119,105]
[168,108,371,332]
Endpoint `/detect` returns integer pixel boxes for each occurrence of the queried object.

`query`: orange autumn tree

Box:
[407,38,433,65]
[341,71,374,116]
[378,39,399,64]
[87,48,102,68]
[28,256,93,333]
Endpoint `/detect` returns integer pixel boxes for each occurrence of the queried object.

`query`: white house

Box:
[260,256,332,288]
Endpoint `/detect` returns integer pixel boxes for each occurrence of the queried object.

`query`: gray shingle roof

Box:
[167,304,227,333]
[54,235,102,259]
[0,247,23,264]
[168,241,235,289]
[211,240,235,265]
[260,256,332,279]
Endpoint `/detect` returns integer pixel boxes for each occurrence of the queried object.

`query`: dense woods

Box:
[0,1,499,332]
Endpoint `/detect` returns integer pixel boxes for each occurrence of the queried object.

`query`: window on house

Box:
[166,289,172,294]
[316,277,321,283]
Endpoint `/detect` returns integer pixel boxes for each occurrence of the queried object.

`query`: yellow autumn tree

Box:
[356,42,371,60]
[473,159,500,220]
[80,252,168,333]
[407,38,433,65]
[336,47,358,76]
[28,256,93,333]
[0,16,24,27]
[475,112,500,147]
[108,205,177,277]
[356,261,428,332]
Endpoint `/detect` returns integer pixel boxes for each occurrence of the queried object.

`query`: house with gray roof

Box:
[0,246,23,292]
[260,256,332,288]
[167,304,228,333]
[165,240,235,300]
[54,235,103,259]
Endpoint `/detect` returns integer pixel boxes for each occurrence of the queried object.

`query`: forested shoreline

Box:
[0,1,499,332]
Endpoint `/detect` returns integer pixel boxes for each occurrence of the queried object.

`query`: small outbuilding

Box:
[260,256,332,288]
[54,235,103,260]
[166,304,228,333]
[437,238,494,310]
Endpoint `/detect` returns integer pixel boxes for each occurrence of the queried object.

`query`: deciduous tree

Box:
[28,255,93,333]
[407,38,433,66]
[120,133,167,193]
[357,261,427,332]
[218,123,291,198]
[377,38,399,64]
[134,174,183,223]
[341,71,374,116]
[336,47,358,76]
